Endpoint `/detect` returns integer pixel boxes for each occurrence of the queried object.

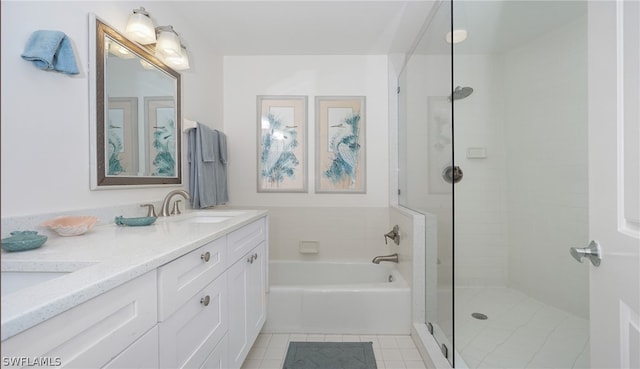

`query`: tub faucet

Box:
[384,225,400,245]
[161,189,191,217]
[372,253,399,264]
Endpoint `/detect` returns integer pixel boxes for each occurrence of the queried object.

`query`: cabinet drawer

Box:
[227,218,266,265]
[158,237,227,320]
[159,274,228,369]
[1,271,157,369]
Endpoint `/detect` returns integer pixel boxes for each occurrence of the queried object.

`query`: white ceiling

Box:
[167,1,437,55]
[165,1,587,56]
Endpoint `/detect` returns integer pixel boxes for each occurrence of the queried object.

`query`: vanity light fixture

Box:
[125,7,156,45]
[164,44,190,70]
[155,25,182,58]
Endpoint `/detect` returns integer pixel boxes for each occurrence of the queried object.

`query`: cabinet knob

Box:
[201,252,211,262]
[247,255,254,264]
[200,295,210,306]
[253,253,258,260]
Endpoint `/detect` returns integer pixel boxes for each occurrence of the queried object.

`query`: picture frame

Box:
[315,96,366,193]
[145,96,177,177]
[107,97,138,176]
[257,95,308,192]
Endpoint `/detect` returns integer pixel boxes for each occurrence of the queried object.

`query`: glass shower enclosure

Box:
[398,1,589,367]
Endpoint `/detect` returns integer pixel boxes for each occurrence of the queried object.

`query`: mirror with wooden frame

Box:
[90,15,181,188]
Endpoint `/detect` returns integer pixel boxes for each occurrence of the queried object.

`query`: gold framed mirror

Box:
[90,15,181,188]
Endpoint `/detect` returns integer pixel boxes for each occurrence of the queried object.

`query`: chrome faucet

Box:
[384,225,400,245]
[161,189,191,217]
[372,253,399,264]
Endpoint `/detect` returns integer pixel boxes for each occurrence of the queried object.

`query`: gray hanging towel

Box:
[188,123,228,208]
[214,130,229,204]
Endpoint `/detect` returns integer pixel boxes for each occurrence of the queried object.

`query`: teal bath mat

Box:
[282,342,377,369]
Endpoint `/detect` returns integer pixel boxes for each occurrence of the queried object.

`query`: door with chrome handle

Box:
[570,240,602,267]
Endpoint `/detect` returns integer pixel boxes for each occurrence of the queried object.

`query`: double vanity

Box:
[1,209,268,369]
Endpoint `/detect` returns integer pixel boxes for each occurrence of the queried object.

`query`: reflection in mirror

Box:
[92,16,181,187]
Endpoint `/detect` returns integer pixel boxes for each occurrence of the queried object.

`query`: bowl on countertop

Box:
[41,216,99,236]
[1,231,47,252]
[114,216,157,227]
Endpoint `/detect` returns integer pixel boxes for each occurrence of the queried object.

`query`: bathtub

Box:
[262,260,411,335]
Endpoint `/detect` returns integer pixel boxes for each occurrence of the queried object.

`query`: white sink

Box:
[1,271,70,297]
[178,216,233,224]
[170,211,247,224]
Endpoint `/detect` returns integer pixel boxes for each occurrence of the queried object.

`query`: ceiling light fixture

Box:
[446,29,468,44]
[125,7,156,45]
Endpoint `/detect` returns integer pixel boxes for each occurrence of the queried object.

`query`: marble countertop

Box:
[0,209,267,341]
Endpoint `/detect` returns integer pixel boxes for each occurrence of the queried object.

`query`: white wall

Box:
[0,1,223,218]
[504,16,589,318]
[223,55,391,261]
[223,55,389,208]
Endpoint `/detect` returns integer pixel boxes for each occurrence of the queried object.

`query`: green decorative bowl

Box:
[1,231,47,252]
[114,216,157,227]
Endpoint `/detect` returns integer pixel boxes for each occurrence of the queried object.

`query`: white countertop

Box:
[0,209,268,341]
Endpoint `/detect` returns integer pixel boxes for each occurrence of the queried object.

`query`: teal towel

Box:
[21,30,79,75]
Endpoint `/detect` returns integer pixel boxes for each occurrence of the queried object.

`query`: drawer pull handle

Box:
[200,295,210,306]
[201,252,211,262]
[247,253,259,264]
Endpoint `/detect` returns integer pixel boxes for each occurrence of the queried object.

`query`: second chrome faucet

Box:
[161,189,191,217]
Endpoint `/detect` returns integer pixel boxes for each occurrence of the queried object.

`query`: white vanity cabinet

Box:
[1,213,268,369]
[227,219,268,369]
[156,217,267,369]
[1,270,158,369]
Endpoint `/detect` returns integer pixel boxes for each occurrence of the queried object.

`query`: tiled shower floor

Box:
[455,287,590,369]
[241,333,427,369]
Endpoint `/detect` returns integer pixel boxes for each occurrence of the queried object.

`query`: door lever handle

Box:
[570,240,602,267]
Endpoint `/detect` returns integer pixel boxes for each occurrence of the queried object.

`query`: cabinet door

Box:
[159,274,228,369]
[1,271,157,369]
[247,242,266,343]
[199,335,228,369]
[227,243,267,369]
[103,326,159,369]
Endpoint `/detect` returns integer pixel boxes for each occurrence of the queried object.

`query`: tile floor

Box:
[455,287,590,369]
[241,333,427,369]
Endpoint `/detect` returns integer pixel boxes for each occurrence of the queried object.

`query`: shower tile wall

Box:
[267,207,391,261]
[453,54,509,287]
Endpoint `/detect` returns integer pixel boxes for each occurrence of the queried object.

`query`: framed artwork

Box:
[107,97,138,176]
[315,96,366,193]
[145,96,177,177]
[257,95,308,192]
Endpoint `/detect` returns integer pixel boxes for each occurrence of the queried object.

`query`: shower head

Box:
[448,86,473,102]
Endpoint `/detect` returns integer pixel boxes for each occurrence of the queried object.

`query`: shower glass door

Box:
[452,1,590,368]
[398,0,454,365]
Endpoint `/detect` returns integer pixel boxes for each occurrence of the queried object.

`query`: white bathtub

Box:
[263,260,411,335]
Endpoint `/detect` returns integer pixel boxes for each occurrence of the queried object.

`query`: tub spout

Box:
[372,253,399,264]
